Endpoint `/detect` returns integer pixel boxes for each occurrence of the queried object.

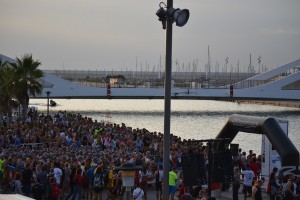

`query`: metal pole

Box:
[162,0,173,199]
[207,140,212,197]
[46,91,51,119]
[47,93,50,117]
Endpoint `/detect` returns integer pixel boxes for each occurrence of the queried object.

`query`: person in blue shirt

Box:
[86,163,96,199]
[15,136,21,146]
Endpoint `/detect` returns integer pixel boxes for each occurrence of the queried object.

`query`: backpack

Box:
[51,183,60,198]
[94,173,104,191]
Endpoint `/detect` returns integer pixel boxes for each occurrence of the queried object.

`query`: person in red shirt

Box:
[71,167,83,200]
[249,157,260,181]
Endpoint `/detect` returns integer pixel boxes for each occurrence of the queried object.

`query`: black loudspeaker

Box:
[211,151,233,182]
[230,143,239,157]
[182,154,206,187]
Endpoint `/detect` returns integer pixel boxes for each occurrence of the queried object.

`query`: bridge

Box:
[37,59,300,101]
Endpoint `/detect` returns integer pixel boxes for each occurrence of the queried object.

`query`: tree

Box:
[0,60,19,120]
[11,54,44,120]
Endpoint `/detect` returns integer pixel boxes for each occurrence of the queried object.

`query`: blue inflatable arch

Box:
[215,114,299,167]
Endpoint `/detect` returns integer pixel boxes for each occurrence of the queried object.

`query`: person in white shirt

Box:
[60,130,66,138]
[132,184,144,200]
[139,167,152,200]
[53,162,63,185]
[241,164,255,200]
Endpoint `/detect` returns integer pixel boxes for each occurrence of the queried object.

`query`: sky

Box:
[1,0,300,72]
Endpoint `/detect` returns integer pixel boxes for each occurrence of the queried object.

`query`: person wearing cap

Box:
[241,164,255,200]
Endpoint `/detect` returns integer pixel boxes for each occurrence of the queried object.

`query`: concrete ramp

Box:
[0,194,34,199]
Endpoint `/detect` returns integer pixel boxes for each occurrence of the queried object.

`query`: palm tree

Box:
[11,54,44,120]
[0,59,8,116]
[0,60,19,121]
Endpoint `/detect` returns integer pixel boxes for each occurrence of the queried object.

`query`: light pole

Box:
[45,91,51,118]
[156,2,189,200]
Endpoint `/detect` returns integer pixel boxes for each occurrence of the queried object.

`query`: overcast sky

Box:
[1,0,300,72]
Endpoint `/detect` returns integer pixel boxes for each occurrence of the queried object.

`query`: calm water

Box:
[30,99,300,154]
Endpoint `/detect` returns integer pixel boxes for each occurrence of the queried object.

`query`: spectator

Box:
[241,164,255,200]
[21,163,33,197]
[49,177,60,200]
[93,165,104,200]
[180,187,194,200]
[169,166,178,200]
[286,175,297,199]
[13,172,22,194]
[139,166,152,200]
[199,190,207,200]
[232,167,240,200]
[86,163,96,199]
[31,177,45,199]
[252,179,263,200]
[249,157,260,181]
[268,171,279,200]
[71,167,83,200]
[132,182,144,200]
[37,165,48,196]
[53,162,63,186]
[154,165,163,200]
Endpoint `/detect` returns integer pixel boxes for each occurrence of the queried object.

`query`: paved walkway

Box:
[0,187,271,199]
[144,187,270,200]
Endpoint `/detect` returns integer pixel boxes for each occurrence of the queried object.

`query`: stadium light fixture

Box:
[156,2,190,29]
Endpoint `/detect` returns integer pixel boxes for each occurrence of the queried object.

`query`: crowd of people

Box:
[0,109,192,200]
[232,149,300,200]
[0,109,299,200]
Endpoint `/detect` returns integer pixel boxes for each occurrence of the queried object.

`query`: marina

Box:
[1,0,300,198]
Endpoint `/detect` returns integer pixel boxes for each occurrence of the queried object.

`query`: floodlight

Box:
[156,2,189,29]
[173,9,189,27]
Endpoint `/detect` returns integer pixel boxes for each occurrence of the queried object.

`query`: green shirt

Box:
[0,159,3,172]
[169,171,177,186]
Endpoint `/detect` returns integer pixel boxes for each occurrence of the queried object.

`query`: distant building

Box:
[0,54,16,63]
[105,75,125,85]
